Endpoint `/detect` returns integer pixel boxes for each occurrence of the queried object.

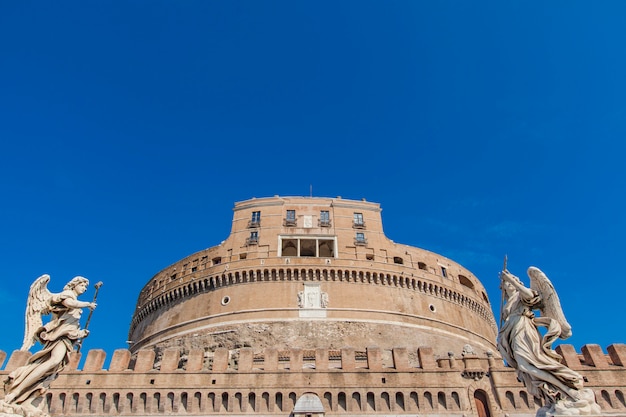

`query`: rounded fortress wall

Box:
[129,196,497,356]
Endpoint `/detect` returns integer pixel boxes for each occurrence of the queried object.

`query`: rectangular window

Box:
[355,232,366,245]
[320,210,331,227]
[300,239,316,257]
[318,239,335,257]
[249,211,261,227]
[353,212,365,228]
[278,236,337,258]
[247,231,259,245]
[441,266,448,278]
[284,210,297,226]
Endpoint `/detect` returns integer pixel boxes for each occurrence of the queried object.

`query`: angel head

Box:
[64,276,89,294]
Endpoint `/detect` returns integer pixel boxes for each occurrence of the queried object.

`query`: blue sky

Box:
[1,1,625,362]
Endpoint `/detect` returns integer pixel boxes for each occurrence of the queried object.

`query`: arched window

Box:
[352,392,361,411]
[338,392,347,411]
[459,275,475,289]
[72,393,80,413]
[324,392,332,411]
[248,392,256,412]
[367,392,375,411]
[381,392,390,411]
[520,391,529,408]
[221,392,229,412]
[396,392,405,410]
[505,391,515,408]
[451,392,460,409]
[276,392,283,412]
[153,393,161,413]
[112,393,120,413]
[166,392,175,413]
[234,393,243,413]
[438,392,446,409]
[424,392,433,410]
[193,392,201,412]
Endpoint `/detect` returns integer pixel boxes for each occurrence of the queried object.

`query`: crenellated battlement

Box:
[1,344,625,373]
[1,345,625,416]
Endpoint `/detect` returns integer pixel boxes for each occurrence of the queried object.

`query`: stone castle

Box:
[1,196,625,417]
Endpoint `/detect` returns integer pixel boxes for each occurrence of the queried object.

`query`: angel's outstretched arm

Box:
[500,270,535,299]
[61,298,96,310]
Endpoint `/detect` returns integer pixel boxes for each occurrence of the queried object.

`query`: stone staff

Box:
[499,254,507,328]
[76,280,102,353]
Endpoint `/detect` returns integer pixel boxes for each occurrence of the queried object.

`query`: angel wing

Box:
[527,266,572,339]
[21,274,53,351]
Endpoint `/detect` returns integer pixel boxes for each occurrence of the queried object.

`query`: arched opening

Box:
[396,392,405,410]
[221,392,229,412]
[474,390,492,417]
[276,392,283,411]
[338,392,346,411]
[248,392,256,412]
[352,392,361,411]
[367,392,375,411]
[437,392,446,409]
[459,275,475,289]
[381,392,390,411]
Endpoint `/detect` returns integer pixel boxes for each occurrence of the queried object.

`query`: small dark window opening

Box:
[459,275,475,289]
[393,257,403,264]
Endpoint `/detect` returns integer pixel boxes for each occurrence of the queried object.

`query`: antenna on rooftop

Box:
[310,184,313,197]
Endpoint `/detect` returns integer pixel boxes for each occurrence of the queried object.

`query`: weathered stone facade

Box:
[1,344,625,416]
[1,196,625,417]
[129,196,496,357]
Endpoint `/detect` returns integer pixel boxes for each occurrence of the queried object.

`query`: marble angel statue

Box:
[1,275,98,417]
[497,266,600,417]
